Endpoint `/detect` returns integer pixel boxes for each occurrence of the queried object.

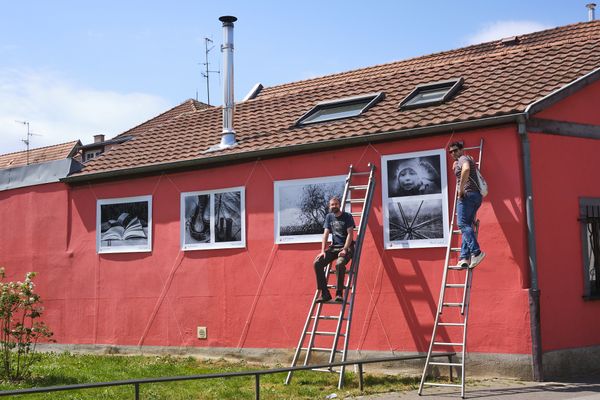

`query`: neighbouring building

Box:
[1,20,600,380]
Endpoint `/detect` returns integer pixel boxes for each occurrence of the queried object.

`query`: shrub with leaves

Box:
[0,269,53,381]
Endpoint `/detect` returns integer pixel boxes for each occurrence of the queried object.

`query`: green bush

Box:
[0,269,53,381]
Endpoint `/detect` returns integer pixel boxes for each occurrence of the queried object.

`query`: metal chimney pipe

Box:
[219,16,237,148]
[587,3,596,21]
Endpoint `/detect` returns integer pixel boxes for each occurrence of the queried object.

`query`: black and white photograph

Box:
[96,195,152,253]
[274,175,347,244]
[181,187,245,250]
[386,155,442,197]
[387,198,445,246]
[382,149,449,249]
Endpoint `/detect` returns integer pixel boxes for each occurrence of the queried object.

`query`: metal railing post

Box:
[255,374,260,400]
[358,363,364,391]
[134,382,140,400]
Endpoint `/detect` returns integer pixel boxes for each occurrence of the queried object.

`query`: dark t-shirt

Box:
[323,212,356,247]
[454,155,479,193]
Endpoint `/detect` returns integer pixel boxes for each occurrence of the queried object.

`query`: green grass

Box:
[0,352,421,399]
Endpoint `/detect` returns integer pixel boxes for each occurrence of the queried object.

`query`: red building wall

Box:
[0,125,533,356]
[529,79,600,352]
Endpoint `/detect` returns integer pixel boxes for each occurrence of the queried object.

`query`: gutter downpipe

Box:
[517,114,543,382]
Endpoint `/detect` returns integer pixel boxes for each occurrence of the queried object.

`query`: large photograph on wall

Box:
[274,175,348,244]
[181,187,245,250]
[96,195,152,253]
[382,149,449,249]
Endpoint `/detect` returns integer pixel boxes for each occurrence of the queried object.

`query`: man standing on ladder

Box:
[313,197,356,303]
[449,141,486,269]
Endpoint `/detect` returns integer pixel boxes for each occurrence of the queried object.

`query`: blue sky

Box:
[0,1,593,154]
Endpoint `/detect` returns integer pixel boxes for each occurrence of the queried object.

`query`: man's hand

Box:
[458,187,465,198]
[339,249,347,258]
[315,252,325,261]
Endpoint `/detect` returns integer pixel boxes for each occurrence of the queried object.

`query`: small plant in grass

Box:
[0,269,53,381]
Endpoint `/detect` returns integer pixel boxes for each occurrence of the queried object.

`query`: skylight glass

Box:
[297,93,384,125]
[399,78,463,109]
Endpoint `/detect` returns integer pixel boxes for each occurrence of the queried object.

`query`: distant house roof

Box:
[0,140,81,170]
[69,21,600,182]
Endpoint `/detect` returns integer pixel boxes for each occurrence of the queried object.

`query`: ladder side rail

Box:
[335,164,376,389]
[340,165,353,210]
[285,288,322,384]
[460,271,474,398]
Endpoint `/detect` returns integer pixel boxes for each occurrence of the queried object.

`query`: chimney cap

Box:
[219,16,237,24]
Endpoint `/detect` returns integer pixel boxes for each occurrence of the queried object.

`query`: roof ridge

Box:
[0,140,80,158]
[258,20,600,99]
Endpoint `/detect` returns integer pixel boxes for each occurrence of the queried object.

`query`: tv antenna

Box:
[200,37,219,105]
[15,120,42,165]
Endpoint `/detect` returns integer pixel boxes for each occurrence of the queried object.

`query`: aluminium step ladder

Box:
[285,163,376,389]
[418,139,484,398]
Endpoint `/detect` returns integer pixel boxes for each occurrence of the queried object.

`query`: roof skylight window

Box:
[297,93,384,125]
[399,78,463,109]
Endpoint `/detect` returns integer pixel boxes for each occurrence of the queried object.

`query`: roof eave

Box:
[62,112,524,184]
[525,66,600,116]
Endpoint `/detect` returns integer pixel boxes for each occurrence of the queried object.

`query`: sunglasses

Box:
[448,148,460,153]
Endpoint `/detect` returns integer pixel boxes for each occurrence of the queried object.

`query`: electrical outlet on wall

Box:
[197,326,207,339]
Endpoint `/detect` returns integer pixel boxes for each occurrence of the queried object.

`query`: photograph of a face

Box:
[97,195,152,253]
[275,175,347,244]
[382,149,449,249]
[181,187,245,250]
[386,155,442,197]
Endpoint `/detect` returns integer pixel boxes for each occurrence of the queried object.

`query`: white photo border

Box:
[381,149,449,249]
[96,195,153,254]
[180,186,246,251]
[274,175,349,245]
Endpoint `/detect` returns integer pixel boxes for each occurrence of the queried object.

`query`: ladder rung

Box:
[353,227,359,231]
[349,185,368,190]
[313,331,345,337]
[429,362,463,367]
[350,212,362,216]
[452,229,461,234]
[423,382,463,388]
[442,302,463,307]
[445,284,466,288]
[347,198,365,203]
[312,315,344,320]
[301,347,343,353]
[312,367,337,373]
[450,247,461,252]
[447,266,466,270]
[433,342,464,346]
[351,171,370,176]
[438,322,465,326]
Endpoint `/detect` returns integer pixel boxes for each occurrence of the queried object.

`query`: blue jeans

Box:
[457,191,482,260]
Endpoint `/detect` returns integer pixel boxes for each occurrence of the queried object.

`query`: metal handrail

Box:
[0,353,455,399]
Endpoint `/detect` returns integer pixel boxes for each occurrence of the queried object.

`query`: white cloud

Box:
[0,68,170,155]
[466,20,551,45]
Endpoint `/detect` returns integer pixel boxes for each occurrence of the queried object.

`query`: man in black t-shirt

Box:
[313,197,356,302]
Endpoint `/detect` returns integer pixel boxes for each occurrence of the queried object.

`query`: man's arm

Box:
[340,228,354,257]
[316,228,330,260]
[459,159,470,198]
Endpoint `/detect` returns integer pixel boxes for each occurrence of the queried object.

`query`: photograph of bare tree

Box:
[382,149,449,249]
[181,187,245,250]
[275,175,346,244]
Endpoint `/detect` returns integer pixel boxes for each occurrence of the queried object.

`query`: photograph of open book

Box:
[96,195,152,253]
[101,213,147,241]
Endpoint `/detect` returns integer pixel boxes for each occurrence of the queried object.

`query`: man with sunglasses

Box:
[448,141,486,269]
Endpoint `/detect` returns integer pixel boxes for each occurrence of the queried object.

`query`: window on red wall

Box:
[580,198,600,299]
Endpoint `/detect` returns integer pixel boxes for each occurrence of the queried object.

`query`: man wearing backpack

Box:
[448,141,486,269]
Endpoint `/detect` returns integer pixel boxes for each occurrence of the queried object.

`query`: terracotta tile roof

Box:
[73,21,600,180]
[0,140,81,170]
[114,98,210,140]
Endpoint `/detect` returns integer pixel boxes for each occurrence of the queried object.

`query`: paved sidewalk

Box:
[352,379,600,399]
